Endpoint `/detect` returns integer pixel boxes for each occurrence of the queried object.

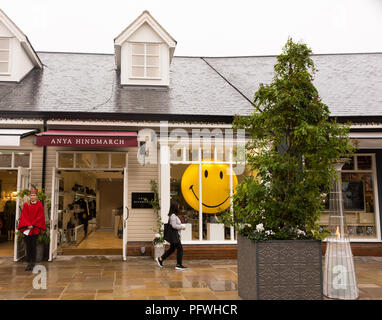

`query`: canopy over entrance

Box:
[0,129,37,146]
[36,130,138,148]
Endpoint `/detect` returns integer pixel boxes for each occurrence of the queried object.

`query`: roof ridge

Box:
[200,57,255,108]
[36,51,382,58]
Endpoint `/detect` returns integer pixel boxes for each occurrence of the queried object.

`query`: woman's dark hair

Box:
[168,201,179,216]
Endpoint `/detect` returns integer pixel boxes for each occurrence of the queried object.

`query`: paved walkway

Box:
[0,256,380,300]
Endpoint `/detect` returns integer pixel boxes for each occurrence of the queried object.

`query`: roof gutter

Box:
[0,110,236,124]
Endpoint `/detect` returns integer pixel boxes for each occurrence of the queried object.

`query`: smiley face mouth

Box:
[189,185,229,208]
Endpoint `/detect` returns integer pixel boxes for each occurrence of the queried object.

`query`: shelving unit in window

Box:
[320,154,378,239]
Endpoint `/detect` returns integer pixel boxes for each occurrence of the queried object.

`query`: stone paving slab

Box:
[0,255,379,300]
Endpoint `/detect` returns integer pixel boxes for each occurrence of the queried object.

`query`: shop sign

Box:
[36,135,137,147]
[132,192,154,208]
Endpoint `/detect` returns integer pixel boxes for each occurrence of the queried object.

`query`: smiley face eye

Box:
[204,170,208,178]
[220,171,223,179]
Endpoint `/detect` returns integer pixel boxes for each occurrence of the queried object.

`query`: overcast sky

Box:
[2,0,382,56]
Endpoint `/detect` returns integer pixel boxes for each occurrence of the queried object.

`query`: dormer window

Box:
[114,11,176,86]
[131,43,160,79]
[0,38,10,74]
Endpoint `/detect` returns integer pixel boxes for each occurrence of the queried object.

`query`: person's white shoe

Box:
[156,257,163,268]
[175,265,187,270]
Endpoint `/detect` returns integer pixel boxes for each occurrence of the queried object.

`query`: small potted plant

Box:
[16,230,50,262]
[36,230,50,261]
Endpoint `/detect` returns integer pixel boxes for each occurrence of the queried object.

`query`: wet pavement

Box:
[0,256,380,300]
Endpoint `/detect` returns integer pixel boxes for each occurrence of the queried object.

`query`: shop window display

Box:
[169,142,248,242]
[320,155,378,239]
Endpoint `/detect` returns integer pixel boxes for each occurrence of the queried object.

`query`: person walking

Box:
[156,201,187,270]
[17,189,46,271]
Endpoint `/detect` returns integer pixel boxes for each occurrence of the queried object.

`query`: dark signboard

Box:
[132,192,154,209]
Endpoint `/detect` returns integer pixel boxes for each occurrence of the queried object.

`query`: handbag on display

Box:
[163,217,180,244]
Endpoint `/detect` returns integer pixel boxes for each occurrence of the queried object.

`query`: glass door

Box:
[49,168,61,261]
[122,167,129,261]
[13,167,30,261]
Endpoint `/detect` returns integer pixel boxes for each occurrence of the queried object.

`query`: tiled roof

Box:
[0,52,381,120]
[0,53,252,119]
[204,53,382,117]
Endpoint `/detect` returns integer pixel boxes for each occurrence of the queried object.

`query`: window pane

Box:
[0,62,8,73]
[171,164,200,240]
[146,67,159,77]
[93,153,109,168]
[147,44,159,55]
[357,156,372,170]
[0,39,9,50]
[321,171,377,239]
[111,153,126,168]
[0,51,9,61]
[132,66,144,77]
[187,146,199,162]
[132,55,144,66]
[147,56,159,66]
[0,152,12,167]
[14,153,30,168]
[58,153,74,168]
[76,153,92,168]
[342,156,354,170]
[132,43,144,54]
[170,144,186,162]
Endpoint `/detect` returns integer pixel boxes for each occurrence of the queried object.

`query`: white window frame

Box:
[166,139,240,244]
[0,37,11,75]
[0,150,32,169]
[56,151,127,171]
[130,42,161,80]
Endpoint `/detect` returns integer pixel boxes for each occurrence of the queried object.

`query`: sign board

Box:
[36,136,137,147]
[132,192,154,209]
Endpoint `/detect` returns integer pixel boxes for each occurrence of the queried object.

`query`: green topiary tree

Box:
[223,38,356,241]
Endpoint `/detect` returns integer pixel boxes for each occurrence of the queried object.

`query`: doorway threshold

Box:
[61,248,122,255]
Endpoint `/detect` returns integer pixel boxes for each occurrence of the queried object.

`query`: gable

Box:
[0,9,42,75]
[114,11,176,48]
[128,22,164,43]
[0,21,13,37]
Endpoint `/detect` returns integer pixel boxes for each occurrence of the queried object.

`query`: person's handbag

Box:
[163,218,180,244]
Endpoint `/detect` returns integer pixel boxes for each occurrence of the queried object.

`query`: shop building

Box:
[0,10,381,261]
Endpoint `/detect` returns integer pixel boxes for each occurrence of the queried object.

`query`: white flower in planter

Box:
[297,229,306,236]
[265,230,275,236]
[256,223,264,232]
[154,233,161,238]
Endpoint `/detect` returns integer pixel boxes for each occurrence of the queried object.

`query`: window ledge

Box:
[129,76,162,80]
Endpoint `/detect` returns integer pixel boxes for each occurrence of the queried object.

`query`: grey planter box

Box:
[238,235,323,300]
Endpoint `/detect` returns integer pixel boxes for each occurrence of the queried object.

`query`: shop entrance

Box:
[0,170,17,257]
[50,169,127,259]
[0,166,30,261]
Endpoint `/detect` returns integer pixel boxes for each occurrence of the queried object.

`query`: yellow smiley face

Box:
[180,163,238,214]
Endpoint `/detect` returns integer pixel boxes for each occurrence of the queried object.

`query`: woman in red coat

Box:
[17,189,46,271]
